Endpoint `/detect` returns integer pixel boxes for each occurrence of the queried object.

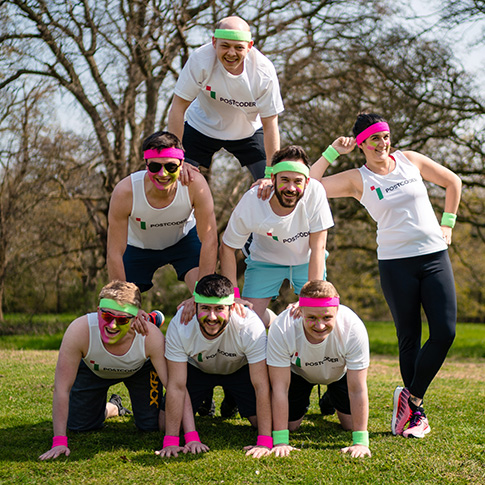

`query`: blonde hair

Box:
[300,280,339,299]
[99,280,142,309]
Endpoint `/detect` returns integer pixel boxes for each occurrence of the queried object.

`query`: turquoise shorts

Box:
[242,253,327,299]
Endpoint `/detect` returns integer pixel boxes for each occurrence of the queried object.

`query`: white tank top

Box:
[358,151,447,260]
[127,171,196,250]
[83,312,147,379]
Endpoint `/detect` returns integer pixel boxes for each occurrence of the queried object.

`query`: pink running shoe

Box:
[391,386,412,435]
[403,409,431,438]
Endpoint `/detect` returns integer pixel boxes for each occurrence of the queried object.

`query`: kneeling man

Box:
[159,274,272,458]
[267,280,371,458]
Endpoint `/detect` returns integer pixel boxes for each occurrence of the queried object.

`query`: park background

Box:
[0,0,484,323]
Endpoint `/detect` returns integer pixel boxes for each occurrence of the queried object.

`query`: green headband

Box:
[214,29,252,42]
[99,298,139,317]
[272,161,310,178]
[193,290,235,306]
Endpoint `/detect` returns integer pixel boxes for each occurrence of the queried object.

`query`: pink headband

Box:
[299,297,340,307]
[355,122,390,145]
[144,148,185,160]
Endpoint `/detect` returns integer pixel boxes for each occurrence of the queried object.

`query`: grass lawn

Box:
[0,320,484,483]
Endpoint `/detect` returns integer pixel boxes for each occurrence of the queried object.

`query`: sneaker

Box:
[220,392,239,418]
[197,397,215,417]
[109,394,132,416]
[403,408,431,438]
[319,391,336,416]
[148,310,165,328]
[391,386,412,435]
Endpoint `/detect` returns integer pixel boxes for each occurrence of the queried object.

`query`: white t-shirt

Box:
[127,171,196,250]
[222,178,334,265]
[359,151,448,260]
[267,306,369,385]
[165,307,267,375]
[174,43,284,140]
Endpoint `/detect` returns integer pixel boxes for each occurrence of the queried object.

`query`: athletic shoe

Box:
[220,392,239,418]
[403,408,431,438]
[197,397,215,417]
[109,394,132,416]
[148,310,165,328]
[391,386,412,435]
[319,391,336,416]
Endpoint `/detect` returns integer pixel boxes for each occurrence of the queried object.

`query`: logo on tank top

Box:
[90,359,99,371]
[293,352,301,367]
[135,217,147,230]
[206,85,216,99]
[267,231,279,241]
[370,185,384,200]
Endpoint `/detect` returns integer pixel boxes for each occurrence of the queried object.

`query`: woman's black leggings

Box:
[379,249,456,399]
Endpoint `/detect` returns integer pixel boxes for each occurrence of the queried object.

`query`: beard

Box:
[274,187,304,208]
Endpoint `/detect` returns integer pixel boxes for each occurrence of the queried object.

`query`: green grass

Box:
[0,350,484,484]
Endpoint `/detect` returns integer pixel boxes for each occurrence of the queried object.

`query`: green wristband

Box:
[272,429,289,445]
[264,166,273,178]
[352,430,369,447]
[441,212,457,228]
[322,145,340,164]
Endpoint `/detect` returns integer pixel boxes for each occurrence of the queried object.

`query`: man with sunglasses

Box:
[167,16,283,185]
[107,131,218,318]
[39,280,203,461]
[158,274,272,459]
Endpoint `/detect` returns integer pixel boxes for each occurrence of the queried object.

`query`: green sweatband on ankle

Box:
[264,166,273,178]
[352,430,369,447]
[272,429,289,445]
[441,212,457,228]
[322,145,340,164]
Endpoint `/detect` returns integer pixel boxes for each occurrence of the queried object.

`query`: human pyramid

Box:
[39,16,462,461]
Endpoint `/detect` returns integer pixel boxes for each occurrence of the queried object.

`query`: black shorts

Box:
[67,359,162,432]
[123,226,201,292]
[288,371,351,422]
[186,363,257,418]
[182,122,266,169]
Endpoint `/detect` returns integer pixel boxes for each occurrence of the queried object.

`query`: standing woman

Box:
[310,113,461,438]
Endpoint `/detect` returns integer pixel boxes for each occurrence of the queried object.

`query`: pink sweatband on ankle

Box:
[144,148,185,160]
[299,297,340,307]
[184,431,201,443]
[355,122,390,145]
[163,435,180,448]
[52,435,68,448]
[234,287,241,298]
[256,435,273,448]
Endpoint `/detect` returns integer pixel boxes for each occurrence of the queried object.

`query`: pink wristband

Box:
[184,431,200,443]
[163,435,180,448]
[52,435,68,448]
[234,287,241,298]
[256,435,273,448]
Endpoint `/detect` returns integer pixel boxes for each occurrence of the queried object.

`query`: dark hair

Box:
[195,274,234,298]
[271,145,310,168]
[352,113,388,139]
[142,131,183,152]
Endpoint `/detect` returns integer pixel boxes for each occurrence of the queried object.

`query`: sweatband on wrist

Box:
[441,212,457,228]
[322,145,340,164]
[52,435,68,448]
[352,430,369,447]
[144,148,185,160]
[272,161,310,178]
[272,429,289,445]
[184,431,200,443]
[299,297,340,307]
[214,29,252,42]
[234,287,241,299]
[256,435,273,448]
[163,435,180,448]
[98,298,139,317]
[264,166,273,178]
[355,122,390,145]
